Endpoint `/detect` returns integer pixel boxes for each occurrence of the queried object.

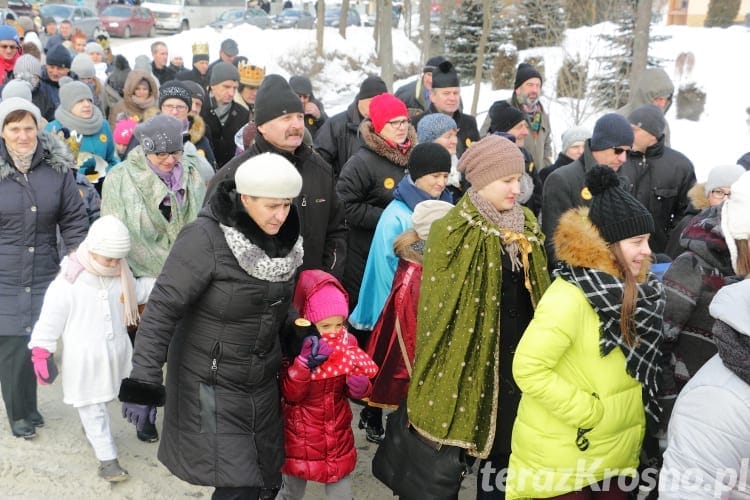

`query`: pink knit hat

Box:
[305,283,349,324]
[113,118,137,146]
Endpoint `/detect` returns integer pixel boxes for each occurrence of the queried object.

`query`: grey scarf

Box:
[54,106,105,136]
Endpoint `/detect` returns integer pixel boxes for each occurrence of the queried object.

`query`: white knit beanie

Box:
[235,153,302,198]
[0,97,41,129]
[705,164,745,197]
[85,215,131,259]
[721,171,750,273]
[1,79,33,101]
[412,200,453,240]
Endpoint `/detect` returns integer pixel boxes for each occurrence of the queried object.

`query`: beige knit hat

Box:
[458,135,524,190]
[86,215,131,259]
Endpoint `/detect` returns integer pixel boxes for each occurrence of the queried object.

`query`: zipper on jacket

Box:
[301,195,307,207]
[209,342,221,385]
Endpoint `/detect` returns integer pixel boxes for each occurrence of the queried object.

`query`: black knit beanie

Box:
[590,113,634,152]
[254,74,304,126]
[488,101,525,134]
[431,60,460,88]
[514,63,542,89]
[159,80,192,109]
[586,166,654,243]
[357,75,387,101]
[408,142,452,181]
[423,55,447,73]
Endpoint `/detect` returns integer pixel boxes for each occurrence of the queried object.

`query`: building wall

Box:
[669,0,750,26]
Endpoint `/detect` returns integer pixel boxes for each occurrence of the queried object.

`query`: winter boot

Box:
[98,459,129,482]
[358,406,384,444]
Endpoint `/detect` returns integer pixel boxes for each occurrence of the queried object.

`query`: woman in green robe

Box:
[406,135,550,499]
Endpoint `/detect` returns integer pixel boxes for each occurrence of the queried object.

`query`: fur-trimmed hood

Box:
[687,182,710,211]
[358,119,417,167]
[554,206,650,282]
[188,113,206,144]
[0,130,74,181]
[122,70,158,106]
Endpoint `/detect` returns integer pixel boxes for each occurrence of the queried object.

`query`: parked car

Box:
[8,0,33,17]
[363,6,401,28]
[273,8,314,29]
[209,7,272,30]
[40,4,103,39]
[99,5,156,38]
[323,7,360,27]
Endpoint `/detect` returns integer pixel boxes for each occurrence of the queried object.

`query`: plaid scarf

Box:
[555,264,666,427]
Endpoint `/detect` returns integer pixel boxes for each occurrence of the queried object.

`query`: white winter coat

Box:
[28,258,154,407]
[660,279,750,500]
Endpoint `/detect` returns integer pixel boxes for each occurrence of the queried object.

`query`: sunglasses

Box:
[612,147,630,155]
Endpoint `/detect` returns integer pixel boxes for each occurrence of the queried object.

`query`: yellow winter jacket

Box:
[506,207,647,499]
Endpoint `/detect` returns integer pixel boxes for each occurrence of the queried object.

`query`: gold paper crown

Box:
[192,42,209,56]
[238,62,265,87]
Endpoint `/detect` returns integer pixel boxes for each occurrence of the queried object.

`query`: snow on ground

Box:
[117,22,750,180]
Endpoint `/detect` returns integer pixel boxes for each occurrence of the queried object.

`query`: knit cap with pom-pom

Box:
[586,165,654,243]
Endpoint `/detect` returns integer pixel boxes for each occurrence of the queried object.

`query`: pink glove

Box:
[31,347,58,385]
[298,336,334,371]
[346,374,370,399]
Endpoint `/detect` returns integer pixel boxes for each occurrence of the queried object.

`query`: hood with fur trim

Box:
[122,70,158,106]
[554,206,650,282]
[687,182,710,211]
[358,119,417,167]
[0,130,74,181]
[188,113,206,144]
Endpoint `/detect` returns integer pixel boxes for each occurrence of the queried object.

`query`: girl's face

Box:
[90,252,119,268]
[314,315,345,336]
[71,99,93,119]
[616,234,651,276]
[134,82,150,99]
[476,173,522,212]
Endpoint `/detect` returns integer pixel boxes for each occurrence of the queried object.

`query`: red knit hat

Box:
[369,92,408,133]
[305,283,349,324]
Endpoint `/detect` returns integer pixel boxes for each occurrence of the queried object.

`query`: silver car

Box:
[40,4,104,39]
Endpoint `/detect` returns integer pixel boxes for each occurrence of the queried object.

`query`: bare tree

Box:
[470,0,491,116]
[420,0,431,63]
[379,0,395,89]
[316,0,325,58]
[339,0,350,39]
[630,0,652,91]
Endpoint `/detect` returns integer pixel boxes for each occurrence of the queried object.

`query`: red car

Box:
[99,5,156,38]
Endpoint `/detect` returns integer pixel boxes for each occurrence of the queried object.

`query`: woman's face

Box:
[378,115,409,144]
[616,234,651,276]
[433,128,458,155]
[2,114,38,154]
[134,82,150,99]
[241,195,292,236]
[71,99,94,119]
[414,172,449,198]
[146,151,181,173]
[476,174,522,212]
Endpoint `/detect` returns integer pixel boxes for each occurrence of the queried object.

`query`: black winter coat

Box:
[122,183,301,487]
[151,62,176,85]
[335,120,416,308]
[176,67,210,91]
[0,133,88,337]
[539,152,574,186]
[541,141,603,264]
[314,100,364,178]
[201,100,249,168]
[394,78,429,116]
[619,137,696,254]
[411,105,480,158]
[205,134,347,279]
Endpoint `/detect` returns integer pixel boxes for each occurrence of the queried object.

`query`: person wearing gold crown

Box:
[176,42,210,91]
[233,62,265,152]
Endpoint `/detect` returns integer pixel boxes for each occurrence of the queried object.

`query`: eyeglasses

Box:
[0,44,17,50]
[162,103,188,112]
[154,151,182,160]
[386,119,409,129]
[612,147,630,155]
[710,189,731,199]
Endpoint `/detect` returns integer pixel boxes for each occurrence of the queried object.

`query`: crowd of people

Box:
[0,13,748,500]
